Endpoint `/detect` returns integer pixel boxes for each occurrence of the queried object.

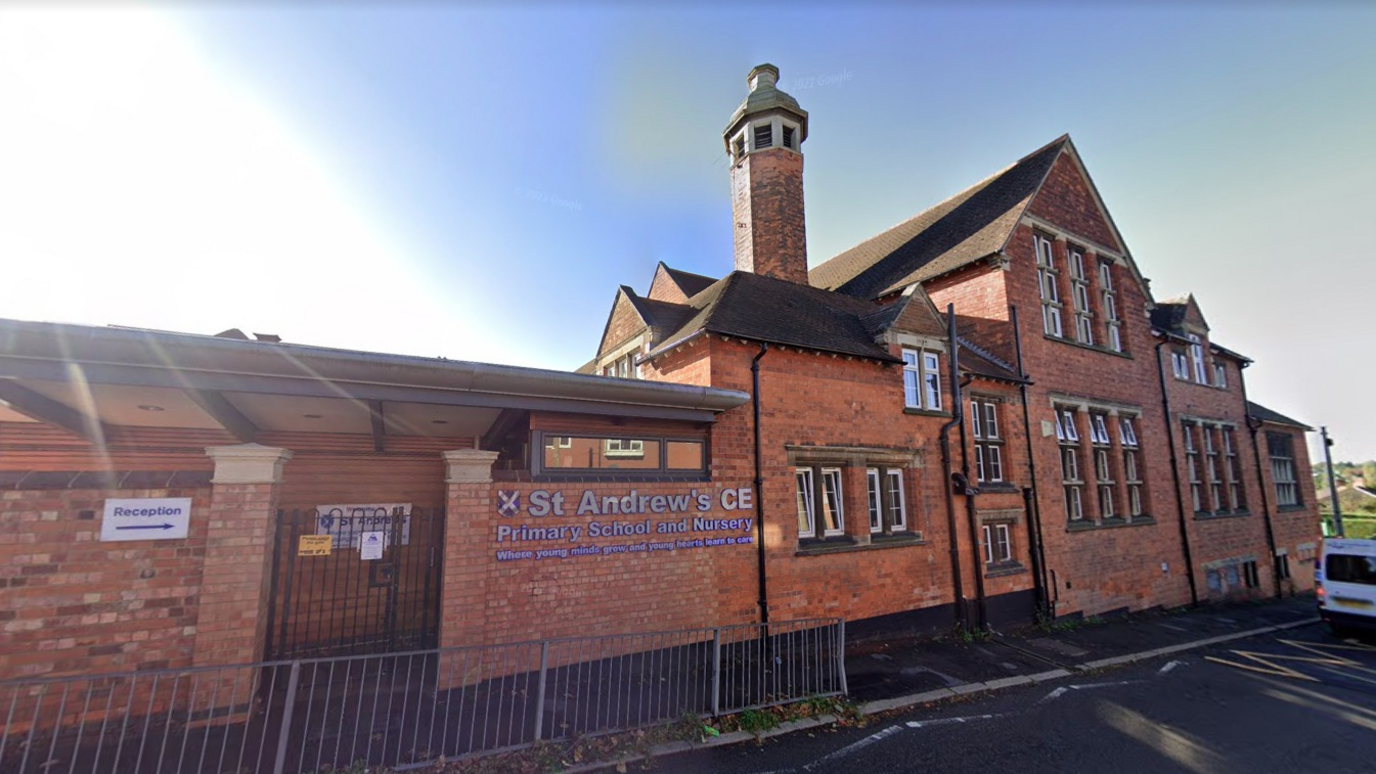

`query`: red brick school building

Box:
[1,64,1317,689]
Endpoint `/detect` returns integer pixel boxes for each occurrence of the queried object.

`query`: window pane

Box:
[984,404,998,438]
[795,469,814,535]
[867,469,881,532]
[544,437,660,470]
[924,353,941,410]
[665,440,705,470]
[988,445,1003,482]
[821,469,845,534]
[886,470,906,529]
[982,524,993,563]
[904,369,920,408]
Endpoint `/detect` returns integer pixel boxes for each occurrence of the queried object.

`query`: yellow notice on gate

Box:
[297,534,333,557]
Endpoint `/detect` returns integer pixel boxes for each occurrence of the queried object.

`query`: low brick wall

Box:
[0,487,211,679]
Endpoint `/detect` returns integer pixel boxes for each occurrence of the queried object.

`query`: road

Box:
[657,624,1376,774]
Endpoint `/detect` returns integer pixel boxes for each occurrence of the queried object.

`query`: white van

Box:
[1318,538,1376,637]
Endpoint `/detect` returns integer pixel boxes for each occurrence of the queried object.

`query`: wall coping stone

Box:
[205,444,293,484]
[443,449,500,484]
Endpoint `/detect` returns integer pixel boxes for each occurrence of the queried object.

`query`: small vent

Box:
[782,125,795,149]
[754,123,773,150]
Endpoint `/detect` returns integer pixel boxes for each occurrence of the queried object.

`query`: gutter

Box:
[1154,338,1200,606]
[751,343,771,625]
[1240,370,1282,599]
[938,305,967,629]
[956,371,986,629]
[0,318,750,415]
[1010,306,1050,620]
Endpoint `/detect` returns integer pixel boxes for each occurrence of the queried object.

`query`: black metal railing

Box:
[0,618,845,774]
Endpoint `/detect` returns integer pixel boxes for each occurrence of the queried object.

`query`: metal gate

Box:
[264,506,445,660]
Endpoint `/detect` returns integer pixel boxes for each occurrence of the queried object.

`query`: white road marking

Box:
[802,725,904,771]
[1069,680,1141,690]
[1158,660,1186,675]
[1037,686,1069,704]
[905,713,1001,729]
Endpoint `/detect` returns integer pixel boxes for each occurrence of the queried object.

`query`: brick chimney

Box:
[723,64,809,285]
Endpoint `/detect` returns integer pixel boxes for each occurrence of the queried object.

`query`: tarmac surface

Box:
[587,594,1344,773]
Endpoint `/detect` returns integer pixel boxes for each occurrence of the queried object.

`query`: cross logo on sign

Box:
[497,490,521,518]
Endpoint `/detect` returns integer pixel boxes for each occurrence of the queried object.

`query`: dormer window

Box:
[782,124,795,149]
[753,122,773,150]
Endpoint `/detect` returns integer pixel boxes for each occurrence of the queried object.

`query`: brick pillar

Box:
[195,444,292,667]
[440,450,500,649]
[439,449,500,692]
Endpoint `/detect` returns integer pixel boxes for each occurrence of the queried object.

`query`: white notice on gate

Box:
[314,503,412,549]
[359,531,385,560]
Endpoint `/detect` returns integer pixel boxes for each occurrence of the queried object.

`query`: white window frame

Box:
[820,467,845,536]
[1120,416,1143,517]
[1189,334,1207,383]
[1058,408,1083,521]
[902,349,943,411]
[1268,433,1300,507]
[1224,429,1243,511]
[1100,260,1122,352]
[1213,362,1227,388]
[1036,235,1063,337]
[795,468,815,536]
[1069,247,1094,345]
[1119,416,1139,447]
[1172,350,1190,380]
[1090,414,1111,446]
[604,438,646,457]
[868,467,911,535]
[972,398,1004,484]
[982,522,1012,565]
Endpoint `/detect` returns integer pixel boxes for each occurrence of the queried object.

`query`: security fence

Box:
[0,617,845,774]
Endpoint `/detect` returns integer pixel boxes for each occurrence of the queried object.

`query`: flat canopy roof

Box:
[0,318,750,445]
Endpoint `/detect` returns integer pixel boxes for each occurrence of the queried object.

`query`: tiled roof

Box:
[623,293,695,335]
[811,136,1067,300]
[663,266,717,298]
[956,335,1025,384]
[648,271,900,362]
[1246,401,1313,431]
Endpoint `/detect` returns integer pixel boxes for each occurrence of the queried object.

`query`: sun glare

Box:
[0,7,503,363]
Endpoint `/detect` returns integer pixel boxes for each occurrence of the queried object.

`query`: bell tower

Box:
[723,64,809,285]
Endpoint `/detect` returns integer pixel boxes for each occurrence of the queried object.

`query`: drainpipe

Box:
[1010,306,1050,620]
[1154,338,1200,606]
[751,342,770,625]
[938,305,967,630]
[956,372,986,630]
[1240,370,1282,598]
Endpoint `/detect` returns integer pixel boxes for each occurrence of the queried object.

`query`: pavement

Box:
[847,593,1320,712]
[578,593,1324,772]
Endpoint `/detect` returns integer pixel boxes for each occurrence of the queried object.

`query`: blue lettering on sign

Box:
[491,487,756,563]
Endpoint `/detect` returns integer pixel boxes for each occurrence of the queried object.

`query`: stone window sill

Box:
[985,561,1026,579]
[1193,510,1251,521]
[977,482,1021,495]
[796,533,925,557]
[903,407,953,419]
[1043,334,1132,359]
[1067,516,1157,532]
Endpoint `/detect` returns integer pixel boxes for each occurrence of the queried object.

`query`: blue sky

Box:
[1,3,1374,462]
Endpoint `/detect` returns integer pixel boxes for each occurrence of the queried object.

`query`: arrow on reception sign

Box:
[101,497,192,542]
